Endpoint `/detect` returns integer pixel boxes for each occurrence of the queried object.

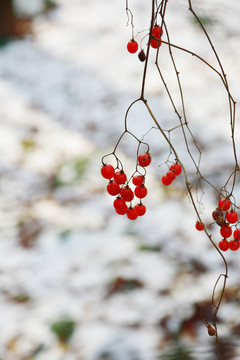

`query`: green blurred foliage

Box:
[138,244,161,252]
[58,229,72,242]
[0,36,13,47]
[52,156,89,188]
[43,0,57,12]
[190,11,216,28]
[21,138,36,151]
[51,318,76,344]
[162,341,195,360]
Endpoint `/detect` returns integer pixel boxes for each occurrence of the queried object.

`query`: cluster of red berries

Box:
[150,24,163,49]
[195,197,240,252]
[161,163,182,186]
[213,198,239,251]
[127,25,163,61]
[101,153,151,220]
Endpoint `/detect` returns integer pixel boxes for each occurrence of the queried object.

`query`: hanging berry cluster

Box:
[161,163,182,186]
[102,0,240,349]
[127,24,163,61]
[194,197,240,252]
[101,152,151,220]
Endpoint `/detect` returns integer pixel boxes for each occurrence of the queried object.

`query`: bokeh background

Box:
[1,0,240,359]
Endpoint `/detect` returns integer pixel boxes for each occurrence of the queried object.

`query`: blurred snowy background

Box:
[1,0,240,359]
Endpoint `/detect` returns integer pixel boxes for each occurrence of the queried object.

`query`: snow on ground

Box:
[0,0,240,359]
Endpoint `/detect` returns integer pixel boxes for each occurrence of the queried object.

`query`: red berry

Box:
[229,240,240,251]
[233,229,240,240]
[219,198,231,211]
[127,207,138,220]
[132,175,144,186]
[226,210,238,224]
[161,175,172,186]
[166,171,176,182]
[115,206,128,215]
[220,224,232,238]
[218,239,229,251]
[113,198,127,210]
[101,164,115,179]
[107,181,120,196]
[134,185,147,199]
[174,164,182,175]
[195,221,204,231]
[152,25,163,38]
[170,163,182,175]
[150,39,162,49]
[114,171,127,185]
[120,186,134,202]
[134,204,146,216]
[127,40,138,54]
[138,153,151,167]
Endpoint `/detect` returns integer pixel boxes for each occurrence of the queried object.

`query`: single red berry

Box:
[161,175,172,186]
[233,229,240,240]
[120,186,134,202]
[127,207,138,220]
[174,163,182,175]
[166,171,176,182]
[220,224,232,238]
[229,240,240,251]
[218,239,229,251]
[113,197,127,210]
[101,164,115,179]
[219,198,231,211]
[152,25,163,38]
[170,163,182,176]
[115,206,128,215]
[132,175,144,186]
[134,203,146,216]
[114,171,127,185]
[107,181,120,196]
[226,210,238,224]
[134,185,147,199]
[127,40,138,54]
[195,221,204,231]
[150,39,162,49]
[138,153,151,167]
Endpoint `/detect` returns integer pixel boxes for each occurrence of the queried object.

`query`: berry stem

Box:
[140,0,155,100]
